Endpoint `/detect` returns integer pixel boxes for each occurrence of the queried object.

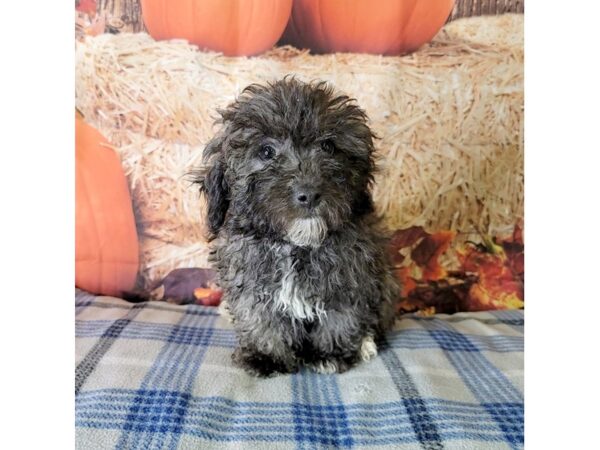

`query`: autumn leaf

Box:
[396,274,475,315]
[395,267,417,298]
[468,284,524,311]
[499,223,524,284]
[391,223,524,316]
[389,226,428,265]
[415,307,437,317]
[411,231,456,280]
[458,242,524,311]
[194,288,223,306]
[512,221,524,246]
[501,244,524,284]
[390,226,428,249]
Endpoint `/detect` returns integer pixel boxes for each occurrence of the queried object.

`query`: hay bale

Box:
[75,14,523,290]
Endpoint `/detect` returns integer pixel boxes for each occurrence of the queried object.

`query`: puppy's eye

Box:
[259,144,276,160]
[320,139,335,153]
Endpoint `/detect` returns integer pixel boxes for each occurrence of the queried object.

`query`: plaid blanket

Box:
[75,290,524,449]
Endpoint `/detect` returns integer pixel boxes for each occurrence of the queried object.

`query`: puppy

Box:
[196,78,399,377]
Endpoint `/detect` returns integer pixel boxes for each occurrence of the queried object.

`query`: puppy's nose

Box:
[294,186,321,209]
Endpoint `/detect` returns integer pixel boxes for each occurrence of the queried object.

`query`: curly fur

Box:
[194,78,399,377]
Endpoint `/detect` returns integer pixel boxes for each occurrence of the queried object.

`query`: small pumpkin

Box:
[75,115,139,297]
[140,0,293,56]
[282,0,455,55]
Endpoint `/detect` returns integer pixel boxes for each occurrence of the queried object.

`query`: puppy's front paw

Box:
[232,348,294,378]
[309,357,354,374]
[360,335,378,362]
[311,360,339,374]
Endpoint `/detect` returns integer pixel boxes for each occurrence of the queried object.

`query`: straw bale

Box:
[75,14,524,290]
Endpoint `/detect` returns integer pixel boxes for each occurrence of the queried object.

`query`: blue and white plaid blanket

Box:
[75,290,524,449]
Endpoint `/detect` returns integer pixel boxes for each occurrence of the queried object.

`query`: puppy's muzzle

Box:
[286,182,327,248]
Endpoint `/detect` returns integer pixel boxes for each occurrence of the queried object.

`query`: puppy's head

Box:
[197,78,376,247]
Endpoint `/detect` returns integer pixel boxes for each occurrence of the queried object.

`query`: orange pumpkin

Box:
[140,0,293,56]
[76,115,139,297]
[282,0,455,55]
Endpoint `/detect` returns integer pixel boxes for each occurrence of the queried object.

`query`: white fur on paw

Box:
[360,335,378,362]
[218,300,234,323]
[312,360,338,374]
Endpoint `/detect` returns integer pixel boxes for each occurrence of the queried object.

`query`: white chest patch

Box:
[275,264,326,322]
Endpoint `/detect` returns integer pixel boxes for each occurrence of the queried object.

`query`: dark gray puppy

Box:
[195,78,399,377]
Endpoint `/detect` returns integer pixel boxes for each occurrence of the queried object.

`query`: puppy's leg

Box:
[359,334,378,362]
[310,341,376,374]
[233,345,298,377]
[231,310,299,377]
[376,270,401,333]
[304,310,369,374]
[232,347,296,378]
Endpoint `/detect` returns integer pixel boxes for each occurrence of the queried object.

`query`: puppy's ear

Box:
[203,158,229,236]
[196,135,230,237]
[353,189,375,216]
